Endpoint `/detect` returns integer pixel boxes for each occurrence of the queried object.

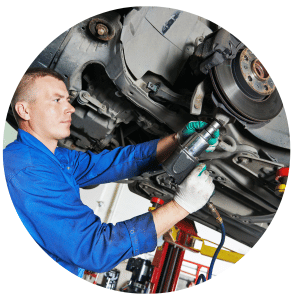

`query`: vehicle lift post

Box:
[148,197,208,293]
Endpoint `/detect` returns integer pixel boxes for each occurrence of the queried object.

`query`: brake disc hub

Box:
[210,48,282,124]
[238,48,275,97]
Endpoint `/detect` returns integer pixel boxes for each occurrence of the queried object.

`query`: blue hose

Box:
[196,222,226,284]
[208,223,226,279]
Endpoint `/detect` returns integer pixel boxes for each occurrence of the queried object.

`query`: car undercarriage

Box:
[6,7,290,248]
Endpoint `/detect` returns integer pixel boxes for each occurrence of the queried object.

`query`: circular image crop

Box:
[3,5,290,294]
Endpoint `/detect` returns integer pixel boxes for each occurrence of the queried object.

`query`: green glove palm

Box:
[179,121,219,152]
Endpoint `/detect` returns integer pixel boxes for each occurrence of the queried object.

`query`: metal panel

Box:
[247,108,290,149]
[121,7,212,85]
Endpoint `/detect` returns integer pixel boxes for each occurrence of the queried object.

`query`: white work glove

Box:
[174,164,214,214]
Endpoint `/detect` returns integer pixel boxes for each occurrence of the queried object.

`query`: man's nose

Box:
[66,102,75,114]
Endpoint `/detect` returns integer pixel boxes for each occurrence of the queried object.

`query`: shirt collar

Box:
[17,129,63,167]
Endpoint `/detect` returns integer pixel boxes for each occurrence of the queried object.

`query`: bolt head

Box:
[240,158,249,164]
[98,28,105,35]
[96,23,108,36]
[70,90,78,97]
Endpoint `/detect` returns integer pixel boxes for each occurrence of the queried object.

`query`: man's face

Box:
[28,76,75,142]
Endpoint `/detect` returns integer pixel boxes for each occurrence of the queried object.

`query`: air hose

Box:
[196,202,226,284]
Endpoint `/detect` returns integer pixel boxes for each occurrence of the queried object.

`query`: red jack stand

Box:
[149,197,209,293]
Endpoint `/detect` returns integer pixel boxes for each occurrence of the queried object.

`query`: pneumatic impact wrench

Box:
[162,115,230,282]
[162,119,224,185]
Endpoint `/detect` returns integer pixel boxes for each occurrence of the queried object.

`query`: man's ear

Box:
[15,101,31,121]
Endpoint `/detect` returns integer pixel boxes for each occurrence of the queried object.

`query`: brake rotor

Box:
[210,48,282,123]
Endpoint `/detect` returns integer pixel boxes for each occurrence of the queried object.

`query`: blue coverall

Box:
[3,129,159,277]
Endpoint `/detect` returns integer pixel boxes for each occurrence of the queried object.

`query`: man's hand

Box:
[177,121,219,152]
[156,121,219,164]
[174,164,214,214]
[151,163,214,238]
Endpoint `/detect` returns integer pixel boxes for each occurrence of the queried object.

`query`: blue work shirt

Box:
[4,129,159,276]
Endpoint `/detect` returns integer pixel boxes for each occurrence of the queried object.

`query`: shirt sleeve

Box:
[8,165,157,273]
[68,139,160,188]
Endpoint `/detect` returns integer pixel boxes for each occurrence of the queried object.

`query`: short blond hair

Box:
[11,68,65,124]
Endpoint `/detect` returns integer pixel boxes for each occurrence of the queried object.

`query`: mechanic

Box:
[4,68,218,278]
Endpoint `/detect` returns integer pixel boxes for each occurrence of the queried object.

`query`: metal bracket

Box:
[77,91,107,114]
[190,81,204,115]
[232,153,284,178]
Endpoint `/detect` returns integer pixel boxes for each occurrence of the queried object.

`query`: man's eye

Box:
[54,99,60,102]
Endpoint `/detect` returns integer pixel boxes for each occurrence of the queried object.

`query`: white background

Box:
[1,1,299,299]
